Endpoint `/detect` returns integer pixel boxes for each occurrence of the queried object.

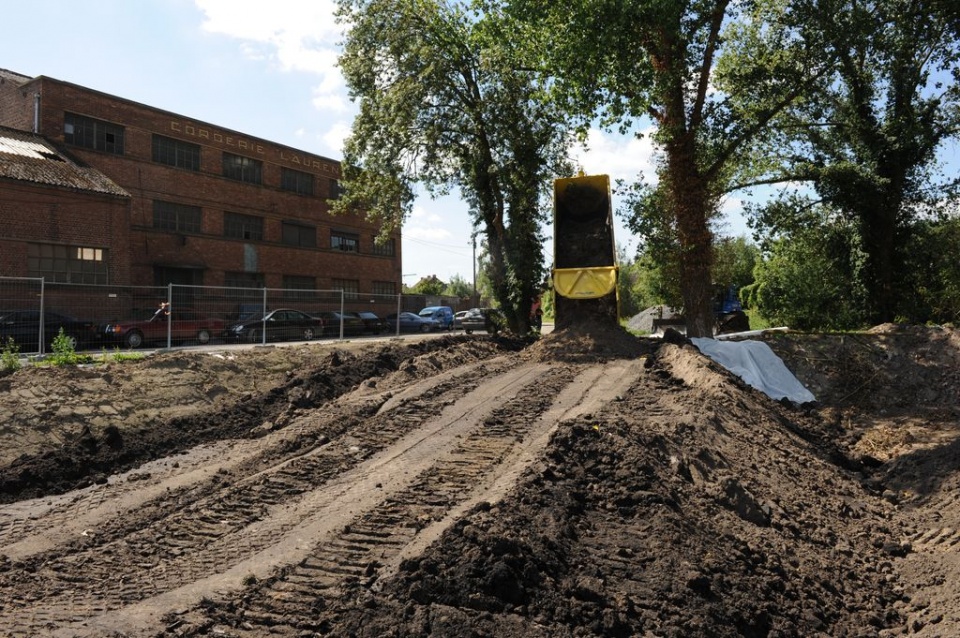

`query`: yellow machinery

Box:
[552,174,619,329]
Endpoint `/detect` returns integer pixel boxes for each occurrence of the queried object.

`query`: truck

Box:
[552,174,619,330]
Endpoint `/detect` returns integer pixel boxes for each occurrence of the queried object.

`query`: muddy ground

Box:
[0,324,958,637]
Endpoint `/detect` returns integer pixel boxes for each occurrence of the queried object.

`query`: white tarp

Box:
[691,338,816,404]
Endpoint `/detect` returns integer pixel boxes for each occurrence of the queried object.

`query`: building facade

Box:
[0,69,401,298]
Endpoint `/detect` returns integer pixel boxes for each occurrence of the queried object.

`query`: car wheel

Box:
[248,328,261,343]
[421,324,431,333]
[465,329,473,335]
[196,329,211,344]
[125,331,144,349]
[302,327,316,340]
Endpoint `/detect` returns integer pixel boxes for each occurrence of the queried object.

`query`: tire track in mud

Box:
[0,356,515,560]
[0,357,645,637]
[160,358,647,638]
[0,356,521,637]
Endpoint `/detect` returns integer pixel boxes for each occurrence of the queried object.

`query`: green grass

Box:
[744,308,773,330]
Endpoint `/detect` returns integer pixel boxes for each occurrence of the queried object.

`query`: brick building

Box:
[0,69,401,298]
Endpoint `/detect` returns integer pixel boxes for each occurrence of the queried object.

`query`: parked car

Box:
[461,308,504,335]
[418,306,454,330]
[452,309,470,330]
[313,311,366,337]
[0,309,101,352]
[385,311,440,333]
[224,308,325,343]
[102,305,226,348]
[351,311,387,334]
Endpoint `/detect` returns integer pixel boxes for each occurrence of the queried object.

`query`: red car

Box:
[102,305,225,348]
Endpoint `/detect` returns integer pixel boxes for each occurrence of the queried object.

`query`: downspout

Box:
[33,92,40,133]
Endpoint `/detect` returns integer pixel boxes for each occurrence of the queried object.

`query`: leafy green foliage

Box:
[507,0,828,336]
[743,224,868,330]
[1,337,21,374]
[334,0,572,332]
[50,328,83,366]
[742,0,960,323]
[898,215,960,325]
[411,275,447,296]
[444,274,475,299]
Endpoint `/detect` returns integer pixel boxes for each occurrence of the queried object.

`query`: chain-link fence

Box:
[0,278,463,355]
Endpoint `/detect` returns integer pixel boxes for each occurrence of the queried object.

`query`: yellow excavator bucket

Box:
[552,266,618,299]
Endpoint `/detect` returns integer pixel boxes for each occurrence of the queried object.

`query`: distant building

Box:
[0,68,401,298]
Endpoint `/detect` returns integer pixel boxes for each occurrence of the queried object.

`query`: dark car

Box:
[0,309,101,353]
[313,311,366,337]
[224,308,325,343]
[461,308,504,335]
[351,311,387,334]
[452,310,470,330]
[385,311,440,333]
[101,305,226,348]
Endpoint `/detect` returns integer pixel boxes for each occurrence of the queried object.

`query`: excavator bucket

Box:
[552,174,619,330]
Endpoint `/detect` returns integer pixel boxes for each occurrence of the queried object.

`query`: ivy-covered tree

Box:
[333,0,571,333]
[742,0,960,323]
[506,0,831,336]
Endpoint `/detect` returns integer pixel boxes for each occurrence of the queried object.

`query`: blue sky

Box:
[4,1,954,284]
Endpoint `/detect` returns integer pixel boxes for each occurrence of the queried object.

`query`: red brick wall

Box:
[29,78,402,291]
[0,73,36,131]
[0,180,132,283]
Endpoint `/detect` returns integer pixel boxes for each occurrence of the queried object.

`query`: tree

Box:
[743,0,960,324]
[334,0,572,333]
[411,275,447,296]
[507,0,830,336]
[444,274,474,299]
[744,217,868,331]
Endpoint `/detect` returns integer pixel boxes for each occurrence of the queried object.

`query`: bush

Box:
[50,328,83,366]
[1,337,21,374]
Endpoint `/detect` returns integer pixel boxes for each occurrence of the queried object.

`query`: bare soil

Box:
[0,324,958,637]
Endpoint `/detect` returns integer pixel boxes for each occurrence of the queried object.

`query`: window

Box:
[371,238,396,256]
[331,231,359,253]
[153,201,202,233]
[224,212,264,241]
[152,135,200,171]
[282,222,317,248]
[282,275,316,300]
[64,113,124,154]
[222,152,262,184]
[372,281,396,296]
[332,279,360,300]
[281,168,315,196]
[28,243,108,284]
[329,178,343,200]
[224,272,264,294]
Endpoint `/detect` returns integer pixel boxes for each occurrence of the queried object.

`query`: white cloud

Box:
[571,127,659,185]
[321,121,352,156]
[312,85,348,113]
[194,0,346,117]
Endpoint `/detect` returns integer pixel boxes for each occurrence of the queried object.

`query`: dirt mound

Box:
[525,323,654,363]
[0,335,521,503]
[306,342,905,637]
[0,326,958,636]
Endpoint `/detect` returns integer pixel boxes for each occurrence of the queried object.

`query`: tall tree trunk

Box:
[664,130,715,338]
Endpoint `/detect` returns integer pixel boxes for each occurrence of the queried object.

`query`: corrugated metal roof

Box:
[0,126,129,198]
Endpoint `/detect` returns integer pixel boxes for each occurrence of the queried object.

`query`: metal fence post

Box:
[260,287,267,346]
[39,278,46,355]
[166,284,173,349]
[395,293,401,336]
[339,290,345,340]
